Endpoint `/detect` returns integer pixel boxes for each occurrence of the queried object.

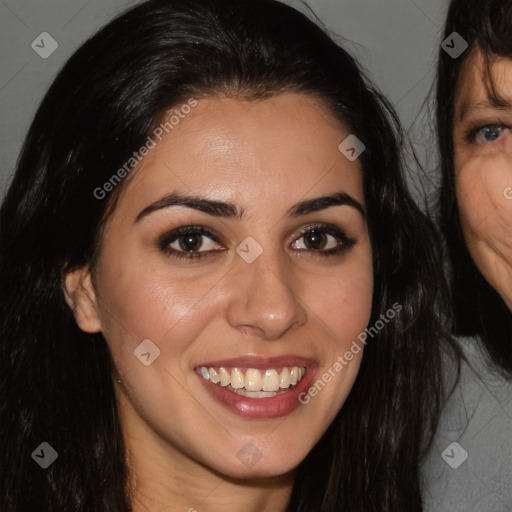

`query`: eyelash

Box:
[466,123,509,144]
[158,224,357,261]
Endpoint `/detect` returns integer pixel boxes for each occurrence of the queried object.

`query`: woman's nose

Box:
[224,243,308,341]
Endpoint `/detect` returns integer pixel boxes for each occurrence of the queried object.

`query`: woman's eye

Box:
[292,229,337,251]
[472,124,506,144]
[160,224,355,261]
[160,226,223,260]
[290,226,355,255]
[169,233,218,253]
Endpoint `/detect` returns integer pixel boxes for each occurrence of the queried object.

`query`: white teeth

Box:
[262,369,280,392]
[245,368,262,391]
[199,365,306,395]
[231,368,244,389]
[209,368,220,384]
[279,367,291,388]
[219,367,230,386]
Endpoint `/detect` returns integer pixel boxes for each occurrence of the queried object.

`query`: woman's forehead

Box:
[114,94,365,220]
[455,49,512,120]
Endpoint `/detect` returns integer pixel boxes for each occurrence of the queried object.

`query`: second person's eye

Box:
[471,124,507,144]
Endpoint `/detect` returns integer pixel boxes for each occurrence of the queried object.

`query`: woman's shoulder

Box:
[421,336,512,512]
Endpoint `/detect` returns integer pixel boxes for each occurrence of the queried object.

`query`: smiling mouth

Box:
[196,366,307,398]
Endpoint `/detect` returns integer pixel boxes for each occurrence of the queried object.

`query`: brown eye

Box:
[178,234,204,252]
[303,230,328,250]
[290,224,355,256]
[160,225,223,260]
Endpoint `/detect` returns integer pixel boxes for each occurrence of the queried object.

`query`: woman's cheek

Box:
[456,153,512,225]
[309,259,373,345]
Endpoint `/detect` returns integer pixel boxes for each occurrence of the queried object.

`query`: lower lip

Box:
[197,369,317,419]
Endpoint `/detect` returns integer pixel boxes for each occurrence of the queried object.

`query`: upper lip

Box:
[194,355,317,369]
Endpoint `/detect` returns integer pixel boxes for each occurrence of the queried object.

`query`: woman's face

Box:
[453,50,512,309]
[68,94,373,480]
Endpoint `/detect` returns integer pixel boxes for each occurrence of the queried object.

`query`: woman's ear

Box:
[63,266,102,333]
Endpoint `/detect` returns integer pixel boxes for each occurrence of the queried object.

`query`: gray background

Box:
[0,0,448,197]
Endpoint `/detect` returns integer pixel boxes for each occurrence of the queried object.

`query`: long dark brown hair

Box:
[1,0,457,510]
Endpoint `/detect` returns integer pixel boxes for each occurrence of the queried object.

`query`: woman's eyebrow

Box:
[135,193,241,222]
[288,192,366,219]
[135,191,366,223]
[459,98,512,122]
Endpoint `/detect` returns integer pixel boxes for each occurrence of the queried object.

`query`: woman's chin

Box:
[202,449,304,481]
[219,460,299,482]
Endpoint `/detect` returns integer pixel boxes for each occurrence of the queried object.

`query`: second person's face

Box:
[453,49,512,310]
